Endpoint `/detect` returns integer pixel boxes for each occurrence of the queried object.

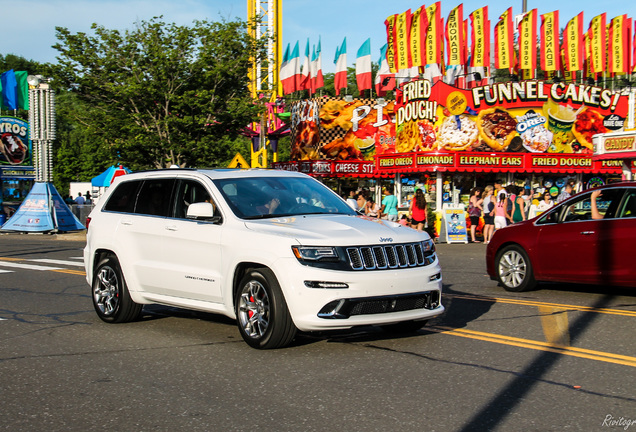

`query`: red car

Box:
[486,182,636,291]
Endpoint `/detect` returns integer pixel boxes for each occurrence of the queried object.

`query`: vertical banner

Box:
[609,15,629,75]
[494,7,514,70]
[425,2,442,65]
[445,4,465,66]
[540,11,560,71]
[410,6,428,69]
[469,6,489,67]
[588,14,607,74]
[385,14,398,73]
[518,9,538,71]
[564,12,584,72]
[395,10,412,70]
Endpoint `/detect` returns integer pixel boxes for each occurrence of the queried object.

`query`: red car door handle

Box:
[580,231,595,235]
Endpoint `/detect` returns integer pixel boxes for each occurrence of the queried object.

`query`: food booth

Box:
[273,79,634,238]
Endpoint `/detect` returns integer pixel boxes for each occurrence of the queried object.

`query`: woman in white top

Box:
[536,193,554,213]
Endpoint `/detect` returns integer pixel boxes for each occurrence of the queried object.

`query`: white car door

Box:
[157,179,224,303]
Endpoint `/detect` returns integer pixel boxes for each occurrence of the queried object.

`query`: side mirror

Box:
[186,202,219,222]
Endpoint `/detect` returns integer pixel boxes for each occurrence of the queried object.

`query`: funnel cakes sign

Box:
[394,80,630,156]
[0,117,30,166]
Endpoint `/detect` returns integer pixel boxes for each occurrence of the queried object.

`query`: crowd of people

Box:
[344,186,429,232]
[467,179,573,244]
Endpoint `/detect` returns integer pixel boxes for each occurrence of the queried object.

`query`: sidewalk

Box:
[0,230,87,242]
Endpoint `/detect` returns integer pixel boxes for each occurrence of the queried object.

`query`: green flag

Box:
[15,71,29,110]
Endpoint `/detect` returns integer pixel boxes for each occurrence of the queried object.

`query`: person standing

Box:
[468,187,483,242]
[494,192,508,230]
[505,185,516,225]
[74,192,86,205]
[409,189,428,232]
[355,193,367,214]
[482,185,495,244]
[556,183,573,203]
[380,188,399,222]
[345,188,358,211]
[365,197,380,218]
[537,193,554,213]
[512,187,526,223]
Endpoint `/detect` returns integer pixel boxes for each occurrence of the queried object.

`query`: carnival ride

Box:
[246,0,288,168]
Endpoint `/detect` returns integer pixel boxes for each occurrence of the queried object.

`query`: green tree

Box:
[53,17,265,170]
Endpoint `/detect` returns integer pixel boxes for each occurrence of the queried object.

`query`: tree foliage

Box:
[53,17,265,170]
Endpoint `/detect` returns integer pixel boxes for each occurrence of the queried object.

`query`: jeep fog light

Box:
[429,272,441,282]
[304,281,349,289]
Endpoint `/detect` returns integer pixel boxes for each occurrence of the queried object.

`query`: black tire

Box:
[92,255,143,323]
[381,320,428,334]
[495,245,537,292]
[235,268,297,349]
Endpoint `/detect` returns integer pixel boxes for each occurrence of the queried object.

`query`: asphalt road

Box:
[0,233,635,432]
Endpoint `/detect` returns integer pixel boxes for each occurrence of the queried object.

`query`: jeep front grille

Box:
[346,242,435,270]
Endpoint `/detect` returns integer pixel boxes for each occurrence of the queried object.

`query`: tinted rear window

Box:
[103,180,141,213]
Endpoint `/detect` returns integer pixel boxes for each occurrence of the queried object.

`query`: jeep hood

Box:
[244,214,429,245]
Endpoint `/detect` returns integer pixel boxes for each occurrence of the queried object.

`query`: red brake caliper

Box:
[248,296,254,318]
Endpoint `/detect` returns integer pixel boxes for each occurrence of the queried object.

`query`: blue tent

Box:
[1,182,85,232]
[91,165,131,187]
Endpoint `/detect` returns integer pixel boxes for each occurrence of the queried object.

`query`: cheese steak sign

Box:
[273,160,375,177]
[377,151,624,173]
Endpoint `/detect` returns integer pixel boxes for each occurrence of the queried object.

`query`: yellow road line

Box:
[0,257,23,261]
[445,293,636,317]
[428,325,636,368]
[52,269,86,276]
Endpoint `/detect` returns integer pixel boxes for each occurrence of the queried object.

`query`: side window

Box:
[561,189,622,222]
[103,180,141,213]
[617,190,636,219]
[134,179,175,217]
[173,179,212,219]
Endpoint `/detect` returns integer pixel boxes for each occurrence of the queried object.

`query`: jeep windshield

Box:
[214,176,357,219]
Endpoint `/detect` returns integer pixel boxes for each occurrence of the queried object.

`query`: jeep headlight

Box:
[292,246,339,262]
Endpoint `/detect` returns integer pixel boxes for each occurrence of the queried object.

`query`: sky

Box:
[3,0,635,74]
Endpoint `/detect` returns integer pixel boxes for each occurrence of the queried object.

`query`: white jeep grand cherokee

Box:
[84,168,444,349]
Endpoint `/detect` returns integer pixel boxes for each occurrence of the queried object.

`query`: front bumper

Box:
[273,256,444,331]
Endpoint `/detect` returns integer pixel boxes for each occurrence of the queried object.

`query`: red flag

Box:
[564,12,584,72]
[540,11,560,71]
[469,6,489,68]
[494,7,514,70]
[445,4,465,66]
[518,9,537,71]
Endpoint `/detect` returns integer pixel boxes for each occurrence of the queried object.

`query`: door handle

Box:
[120,218,133,226]
[165,225,178,231]
[580,231,595,235]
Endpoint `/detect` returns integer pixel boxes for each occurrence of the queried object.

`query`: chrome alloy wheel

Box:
[93,265,120,316]
[238,280,270,338]
[498,249,527,289]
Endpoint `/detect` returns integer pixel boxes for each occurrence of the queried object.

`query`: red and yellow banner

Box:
[385,14,398,73]
[395,10,412,70]
[540,11,560,71]
[588,14,607,74]
[425,2,442,65]
[469,6,489,67]
[564,12,584,72]
[410,6,428,68]
[609,15,629,74]
[518,9,537,70]
[445,4,464,66]
[494,7,514,69]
